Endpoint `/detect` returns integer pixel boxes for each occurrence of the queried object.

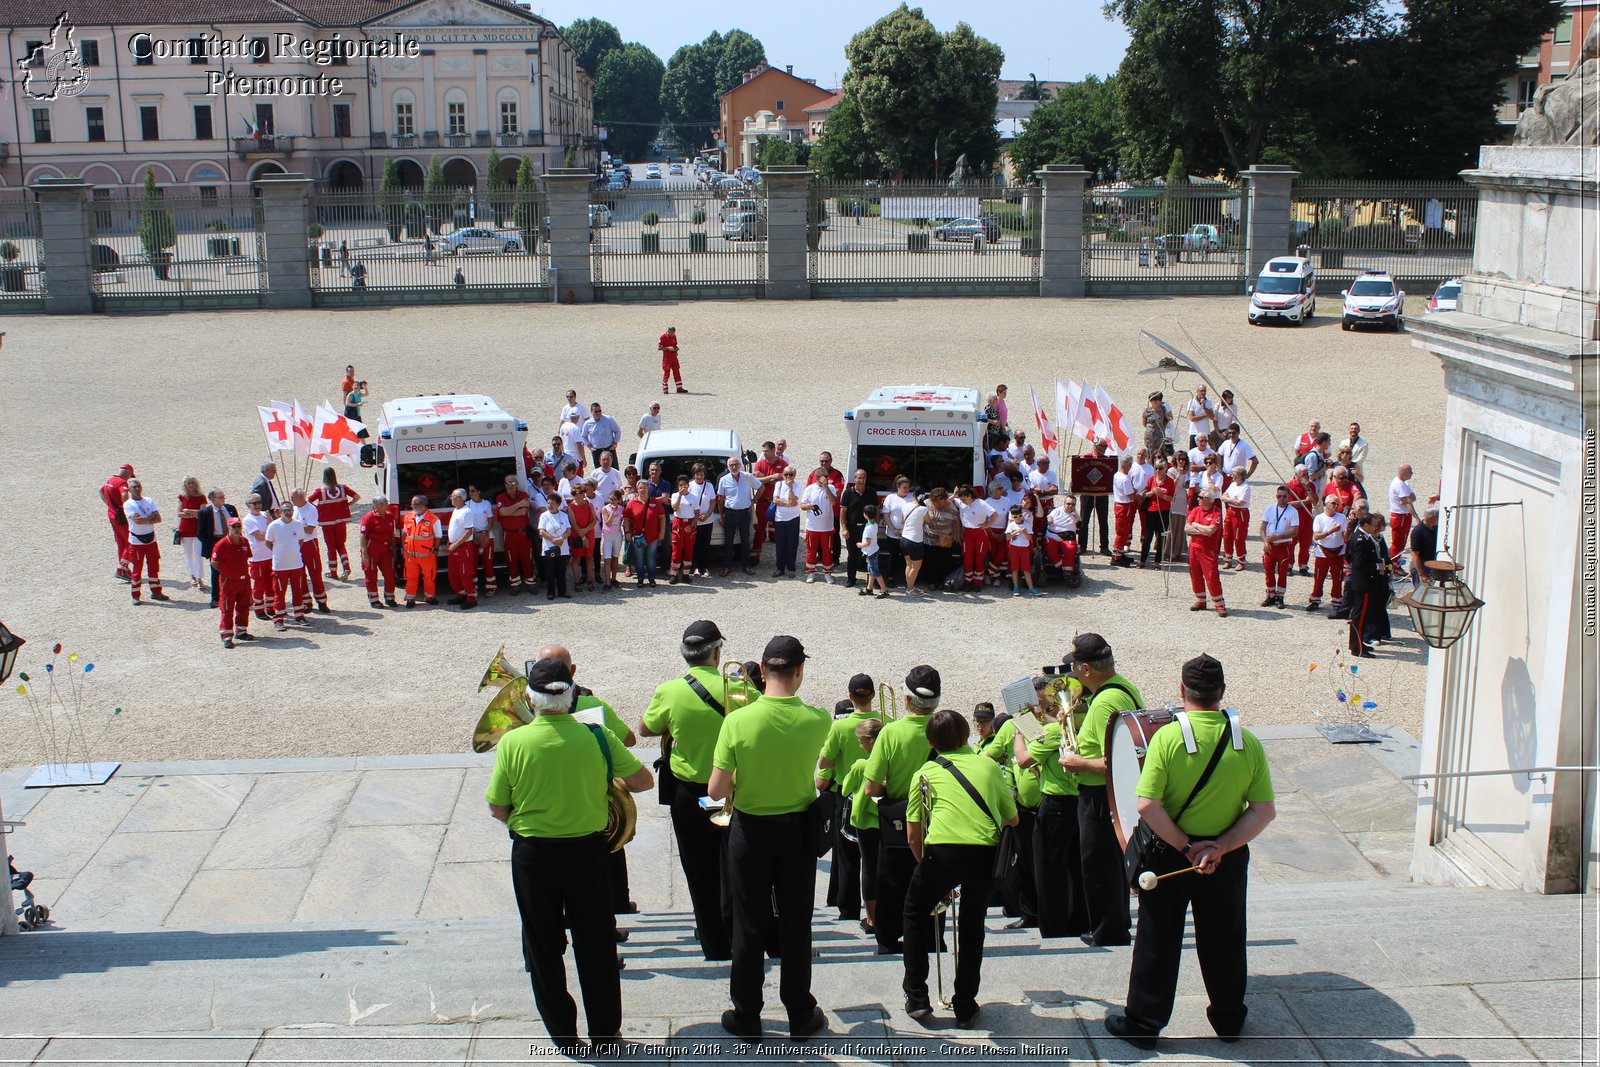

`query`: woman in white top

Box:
[537,495,572,600]
[1220,469,1253,569]
[1212,389,1237,446]
[770,468,803,577]
[899,491,930,595]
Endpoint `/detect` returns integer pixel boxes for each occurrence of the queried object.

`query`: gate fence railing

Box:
[1290,180,1476,290]
[1083,181,1245,286]
[590,185,765,290]
[88,192,266,303]
[0,197,44,309]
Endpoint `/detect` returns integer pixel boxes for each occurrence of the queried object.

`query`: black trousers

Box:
[881,536,903,587]
[1125,845,1251,1033]
[694,524,714,571]
[844,523,866,583]
[876,840,918,950]
[1077,784,1131,943]
[721,508,752,569]
[544,552,568,597]
[669,781,730,960]
[902,843,995,1011]
[1079,495,1111,553]
[1000,805,1039,922]
[609,846,631,912]
[1035,794,1090,938]
[726,811,818,1025]
[1139,509,1169,565]
[510,832,619,1044]
[828,791,861,918]
[857,825,881,903]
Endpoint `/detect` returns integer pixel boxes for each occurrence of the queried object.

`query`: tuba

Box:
[605,780,638,852]
[479,646,523,693]
[878,681,899,722]
[473,676,533,753]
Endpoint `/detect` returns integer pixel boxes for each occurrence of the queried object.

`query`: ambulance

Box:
[844,386,987,495]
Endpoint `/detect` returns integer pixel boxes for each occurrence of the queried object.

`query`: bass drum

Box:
[1105,709,1178,850]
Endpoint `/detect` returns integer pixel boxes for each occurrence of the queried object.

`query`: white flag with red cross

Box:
[259,404,293,453]
[1029,385,1058,456]
[1094,383,1133,452]
[1080,383,1104,443]
[291,400,317,459]
[311,403,366,466]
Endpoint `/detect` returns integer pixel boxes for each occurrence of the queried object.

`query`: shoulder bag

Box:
[876,743,936,849]
[932,756,1020,893]
[1123,720,1232,886]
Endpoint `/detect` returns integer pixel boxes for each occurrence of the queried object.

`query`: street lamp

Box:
[0,619,22,685]
[1395,501,1517,651]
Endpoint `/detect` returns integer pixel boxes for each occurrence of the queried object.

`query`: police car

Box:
[1340,270,1407,332]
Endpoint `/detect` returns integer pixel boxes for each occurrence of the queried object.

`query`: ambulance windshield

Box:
[858,445,973,495]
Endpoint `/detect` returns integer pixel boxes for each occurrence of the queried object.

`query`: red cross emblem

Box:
[265,410,288,440]
[318,415,362,454]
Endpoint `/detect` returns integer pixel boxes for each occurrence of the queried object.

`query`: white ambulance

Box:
[377,395,529,532]
[844,386,987,495]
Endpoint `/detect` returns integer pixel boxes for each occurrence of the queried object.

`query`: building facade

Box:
[1,0,595,194]
[717,64,831,170]
[1497,1,1597,131]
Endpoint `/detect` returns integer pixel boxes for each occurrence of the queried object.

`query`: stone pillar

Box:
[761,165,812,301]
[541,168,593,302]
[32,177,94,315]
[1036,164,1089,298]
[1242,165,1297,280]
[254,174,313,310]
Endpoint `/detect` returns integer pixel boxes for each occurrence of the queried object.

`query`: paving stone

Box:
[1286,984,1522,1061]
[252,1023,472,1063]
[203,772,358,871]
[294,825,445,922]
[34,1033,260,1064]
[418,862,512,920]
[435,809,509,866]
[1083,990,1314,1066]
[345,769,464,827]
[49,829,219,929]
[0,971,216,1035]
[7,778,150,888]
[0,1038,48,1063]
[164,868,312,927]
[117,775,255,834]
[1471,979,1599,1066]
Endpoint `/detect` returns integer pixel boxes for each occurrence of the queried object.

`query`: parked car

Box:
[669,164,684,175]
[933,217,1000,243]
[588,205,613,228]
[722,212,767,241]
[1341,271,1406,332]
[1247,256,1316,326]
[440,227,523,254]
[1427,277,1463,313]
[719,198,760,221]
[645,165,661,180]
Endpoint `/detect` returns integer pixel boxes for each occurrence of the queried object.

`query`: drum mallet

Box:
[1136,865,1199,890]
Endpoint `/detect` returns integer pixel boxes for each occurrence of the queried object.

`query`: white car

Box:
[669,164,684,175]
[588,204,613,228]
[1248,256,1316,325]
[1341,271,1406,332]
[440,227,523,255]
[1427,277,1463,313]
[645,165,661,180]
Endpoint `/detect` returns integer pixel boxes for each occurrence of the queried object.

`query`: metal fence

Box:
[308,186,551,301]
[590,184,765,296]
[0,195,44,311]
[807,181,1041,294]
[88,190,265,307]
[1290,180,1477,292]
[1083,181,1246,292]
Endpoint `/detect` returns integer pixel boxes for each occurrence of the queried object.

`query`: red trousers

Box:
[477,537,497,593]
[986,528,1007,579]
[752,500,773,553]
[249,559,273,612]
[1222,508,1250,561]
[1263,541,1292,597]
[322,523,350,574]
[1189,547,1224,607]
[962,532,990,584]
[1008,543,1031,575]
[300,539,327,607]
[661,353,682,388]
[1294,514,1314,567]
[1311,549,1344,605]
[127,542,163,600]
[110,519,131,576]
[364,551,396,600]
[1113,502,1137,556]
[805,530,834,573]
[671,518,696,575]
[448,544,478,603]
[1389,514,1413,565]
[273,569,307,623]
[503,528,534,587]
[218,576,251,638]
[1044,537,1075,567]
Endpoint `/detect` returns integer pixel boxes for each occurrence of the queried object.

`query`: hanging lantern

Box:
[0,620,23,686]
[1398,561,1484,650]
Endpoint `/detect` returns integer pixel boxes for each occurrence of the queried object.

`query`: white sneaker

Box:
[823,572,835,584]
[806,573,816,584]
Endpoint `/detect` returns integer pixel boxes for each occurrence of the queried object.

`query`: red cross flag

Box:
[292,400,316,459]
[1080,383,1104,444]
[259,405,292,452]
[311,403,366,465]
[1093,383,1132,452]
[1029,385,1057,456]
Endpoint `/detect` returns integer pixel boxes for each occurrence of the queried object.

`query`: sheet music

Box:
[1000,677,1037,718]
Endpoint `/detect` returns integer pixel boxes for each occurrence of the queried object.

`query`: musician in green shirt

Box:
[835,716,884,935]
[1013,682,1089,939]
[863,664,942,955]
[977,702,1040,929]
[816,673,882,923]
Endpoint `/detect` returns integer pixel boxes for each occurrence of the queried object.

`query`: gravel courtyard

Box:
[0,295,1443,767]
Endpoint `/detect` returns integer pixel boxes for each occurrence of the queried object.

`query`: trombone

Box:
[878,681,899,721]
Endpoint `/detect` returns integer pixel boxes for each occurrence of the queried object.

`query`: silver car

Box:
[721,212,766,241]
[440,227,523,254]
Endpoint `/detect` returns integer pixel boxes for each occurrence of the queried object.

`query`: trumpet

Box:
[1057,689,1080,757]
[878,681,899,721]
[479,645,523,693]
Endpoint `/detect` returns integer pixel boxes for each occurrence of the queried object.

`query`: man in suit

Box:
[197,489,239,608]
[250,463,282,515]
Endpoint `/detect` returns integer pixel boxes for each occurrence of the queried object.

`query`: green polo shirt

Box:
[863,713,933,799]
[1072,674,1144,787]
[980,720,1040,808]
[486,714,643,839]
[1136,711,1274,837]
[572,693,630,744]
[818,709,881,784]
[641,666,752,784]
[839,758,878,830]
[1027,722,1079,797]
[712,694,830,815]
[907,747,1018,846]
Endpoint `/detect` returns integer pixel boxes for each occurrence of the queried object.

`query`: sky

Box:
[527,0,1132,89]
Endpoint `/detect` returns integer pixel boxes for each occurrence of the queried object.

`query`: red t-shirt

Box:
[659,332,678,356]
[210,536,251,580]
[753,456,788,505]
[359,510,396,554]
[1187,505,1223,556]
[308,484,354,523]
[1148,473,1175,514]
[1284,478,1315,519]
[568,498,596,547]
[1323,482,1355,513]
[495,490,531,531]
[102,475,128,521]
[177,494,205,537]
[624,498,665,542]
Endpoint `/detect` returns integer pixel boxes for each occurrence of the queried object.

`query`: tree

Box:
[485,148,509,225]
[424,155,449,231]
[714,29,766,94]
[660,34,723,155]
[1015,78,1052,101]
[1008,75,1124,180]
[812,94,881,180]
[596,43,665,161]
[512,156,538,247]
[1156,147,1189,235]
[563,18,622,79]
[380,156,404,237]
[138,170,176,271]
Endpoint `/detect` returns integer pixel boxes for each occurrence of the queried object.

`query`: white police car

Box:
[1341,271,1406,332]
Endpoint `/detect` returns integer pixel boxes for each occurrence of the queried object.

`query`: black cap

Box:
[972,701,995,721]
[848,673,875,696]
[762,635,808,669]
[905,664,941,700]
[682,620,724,650]
[525,657,574,695]
[1063,633,1113,670]
[834,699,855,717]
[1182,653,1225,693]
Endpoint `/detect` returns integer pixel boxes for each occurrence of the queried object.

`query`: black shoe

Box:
[234,632,256,641]
[875,941,903,956]
[149,592,171,602]
[1298,566,1312,576]
[209,600,220,609]
[954,1004,981,1029]
[789,1006,826,1039]
[844,579,857,588]
[405,600,416,609]
[1305,602,1320,612]
[647,580,657,587]
[858,918,875,936]
[721,1010,763,1039]
[460,601,476,610]
[616,900,639,914]
[222,639,235,649]
[1104,1014,1159,1050]
[448,596,463,605]
[904,997,933,1021]
[548,594,556,600]
[425,597,438,605]
[1275,597,1287,608]
[1329,610,1349,620]
[255,610,271,621]
[1260,597,1275,607]
[679,575,691,584]
[369,599,382,608]
[385,599,399,608]
[1207,1005,1246,1042]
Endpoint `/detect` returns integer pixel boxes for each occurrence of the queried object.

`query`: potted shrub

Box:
[485,148,508,227]
[907,218,930,253]
[137,171,177,280]
[0,241,24,292]
[512,157,539,254]
[205,218,233,258]
[380,158,404,242]
[640,210,662,253]
[689,207,708,253]
[307,221,329,266]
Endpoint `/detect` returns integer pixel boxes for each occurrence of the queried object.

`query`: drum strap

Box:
[1173,712,1199,754]
[1224,709,1244,749]
[1174,710,1245,753]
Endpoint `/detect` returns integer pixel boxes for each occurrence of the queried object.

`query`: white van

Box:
[378,394,529,516]
[1248,256,1316,325]
[844,386,986,496]
[631,428,754,548]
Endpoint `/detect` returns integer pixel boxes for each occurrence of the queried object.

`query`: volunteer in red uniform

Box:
[445,489,478,610]
[750,441,788,557]
[100,463,136,580]
[1220,471,1252,571]
[658,325,686,394]
[806,452,847,563]
[122,479,169,604]
[265,504,309,630]
[1323,467,1357,513]
[1258,486,1299,609]
[668,474,698,581]
[290,490,330,614]
[495,474,535,594]
[241,495,275,618]
[210,518,254,648]
[1186,490,1226,616]
[307,467,360,580]
[359,495,400,608]
[1110,455,1139,567]
[1285,466,1317,576]
[401,495,442,607]
[956,485,996,590]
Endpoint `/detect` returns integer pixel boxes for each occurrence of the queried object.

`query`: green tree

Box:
[485,148,509,225]
[596,43,665,161]
[660,33,723,154]
[812,95,881,180]
[137,170,175,260]
[512,156,539,246]
[424,155,449,231]
[380,156,404,235]
[1015,78,1052,101]
[713,29,766,94]
[1156,147,1188,235]
[1008,75,1124,180]
[563,18,623,78]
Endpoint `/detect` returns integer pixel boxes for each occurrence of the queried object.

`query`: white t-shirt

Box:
[671,489,697,520]
[772,481,802,523]
[686,480,717,525]
[1006,520,1032,548]
[538,510,572,555]
[463,498,494,532]
[124,497,159,537]
[1187,447,1215,486]
[266,517,306,570]
[1387,477,1415,518]
[1002,486,1026,513]
[1196,470,1224,497]
[1027,468,1059,497]
[638,412,661,436]
[1260,502,1299,541]
[242,511,274,562]
[1312,512,1348,556]
[559,421,583,459]
[447,507,475,546]
[588,467,624,502]
[959,498,997,530]
[860,521,880,557]
[717,470,759,510]
[1131,465,1153,494]
[1187,397,1215,436]
[1112,471,1138,505]
[1219,439,1257,478]
[1223,481,1253,511]
[558,477,581,501]
[559,401,583,426]
[986,495,1009,530]
[1005,444,1026,465]
[800,483,835,533]
[1214,401,1237,434]
[880,491,910,536]
[1046,506,1077,537]
[901,503,929,543]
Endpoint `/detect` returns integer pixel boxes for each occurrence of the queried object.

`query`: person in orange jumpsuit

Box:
[401,495,442,608]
